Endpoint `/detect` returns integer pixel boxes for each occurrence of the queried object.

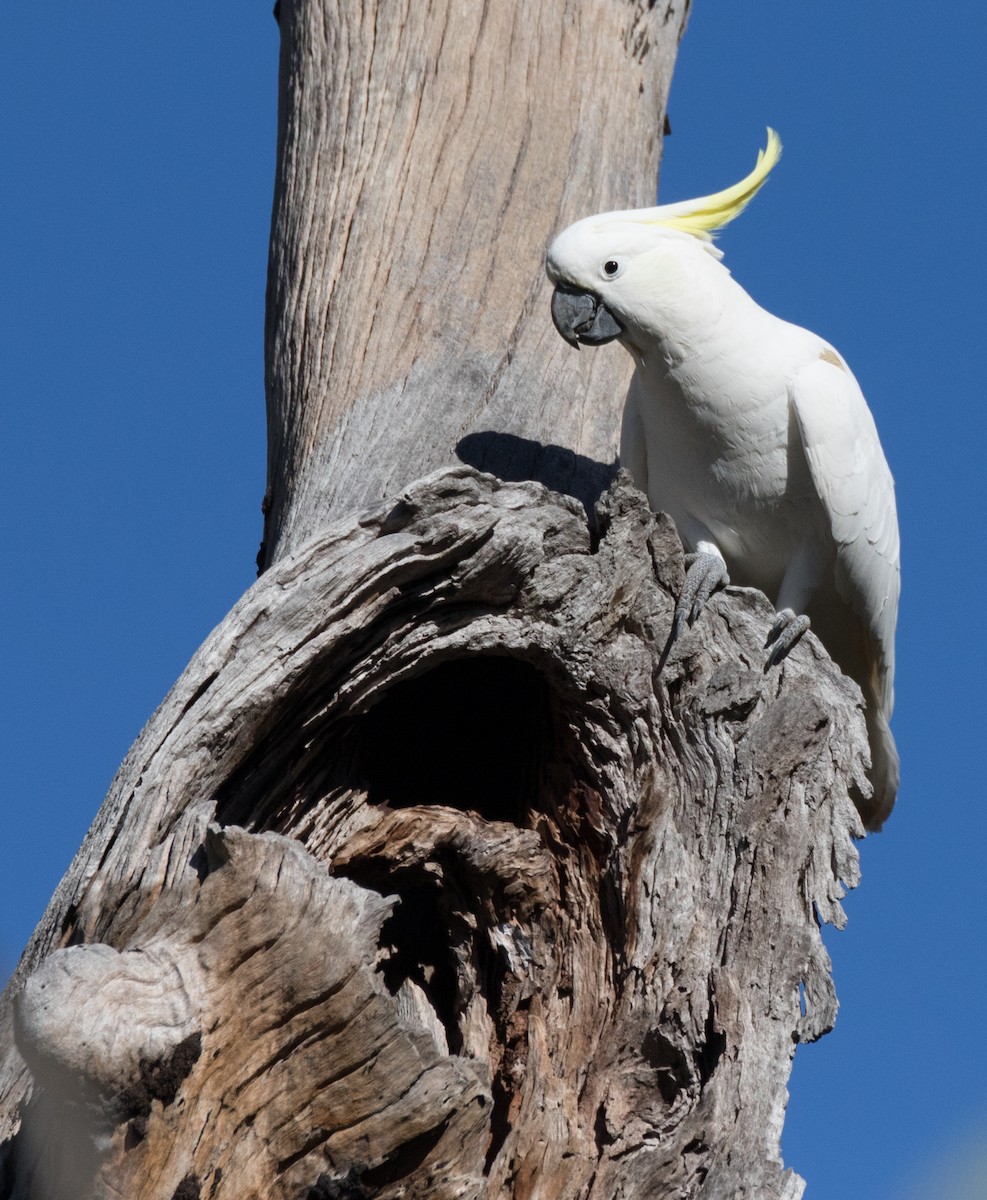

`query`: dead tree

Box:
[0,4,868,1198]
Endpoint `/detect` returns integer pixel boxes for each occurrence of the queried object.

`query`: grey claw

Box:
[764,608,811,668]
[672,552,729,641]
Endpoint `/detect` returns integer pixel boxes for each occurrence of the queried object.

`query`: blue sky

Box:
[3,5,985,1198]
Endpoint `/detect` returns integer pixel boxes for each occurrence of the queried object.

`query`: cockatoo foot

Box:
[764,608,811,668]
[673,552,730,641]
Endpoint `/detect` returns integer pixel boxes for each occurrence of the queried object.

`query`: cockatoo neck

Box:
[619,240,761,369]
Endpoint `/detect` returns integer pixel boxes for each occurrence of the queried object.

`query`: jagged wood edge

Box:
[0,466,866,1199]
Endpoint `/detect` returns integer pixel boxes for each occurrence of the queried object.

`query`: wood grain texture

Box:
[261,0,688,566]
[0,469,865,1197]
[0,5,871,1195]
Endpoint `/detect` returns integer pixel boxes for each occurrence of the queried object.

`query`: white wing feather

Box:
[790,356,899,718]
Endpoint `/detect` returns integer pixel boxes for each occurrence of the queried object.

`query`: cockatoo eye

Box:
[602,260,621,278]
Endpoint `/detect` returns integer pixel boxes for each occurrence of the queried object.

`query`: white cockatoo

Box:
[546,131,899,829]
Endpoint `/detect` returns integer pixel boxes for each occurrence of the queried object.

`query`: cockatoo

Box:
[546,130,899,829]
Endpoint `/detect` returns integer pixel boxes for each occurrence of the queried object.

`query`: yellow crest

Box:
[649,129,782,241]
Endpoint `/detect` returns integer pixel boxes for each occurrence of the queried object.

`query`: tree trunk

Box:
[0,4,868,1199]
[260,0,680,563]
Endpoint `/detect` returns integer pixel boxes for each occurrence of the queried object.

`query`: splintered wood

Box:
[2,470,865,1199]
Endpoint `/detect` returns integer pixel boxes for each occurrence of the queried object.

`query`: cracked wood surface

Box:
[0,469,865,1198]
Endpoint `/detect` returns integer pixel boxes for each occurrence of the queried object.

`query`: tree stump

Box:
[0,3,869,1196]
[1,469,865,1198]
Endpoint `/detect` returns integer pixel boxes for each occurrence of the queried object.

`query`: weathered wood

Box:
[11,824,488,1199]
[0,3,871,1196]
[0,469,865,1197]
[261,0,685,565]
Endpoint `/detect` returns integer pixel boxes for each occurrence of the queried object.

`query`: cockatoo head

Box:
[546,129,781,350]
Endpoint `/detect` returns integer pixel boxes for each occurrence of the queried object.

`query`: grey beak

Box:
[551,286,623,348]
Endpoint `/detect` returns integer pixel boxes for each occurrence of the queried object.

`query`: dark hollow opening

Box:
[356,655,551,823]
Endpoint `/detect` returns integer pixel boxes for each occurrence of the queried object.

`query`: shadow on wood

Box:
[456,431,618,522]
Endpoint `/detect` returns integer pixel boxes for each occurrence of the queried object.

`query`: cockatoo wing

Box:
[790,355,899,719]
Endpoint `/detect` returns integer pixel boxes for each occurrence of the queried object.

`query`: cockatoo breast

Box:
[628,298,830,593]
